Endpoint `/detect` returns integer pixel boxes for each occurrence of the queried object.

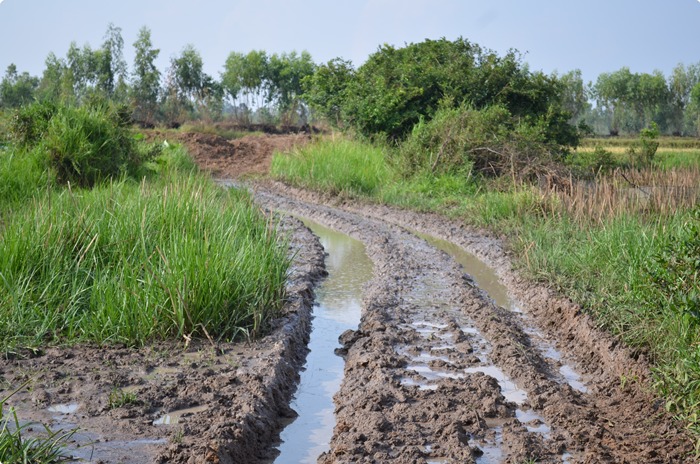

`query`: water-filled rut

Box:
[274,221,372,463]
[254,182,693,464]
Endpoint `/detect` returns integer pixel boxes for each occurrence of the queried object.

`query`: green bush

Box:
[44,104,154,187]
[8,101,159,188]
[647,208,700,324]
[568,146,618,176]
[397,103,568,181]
[9,100,58,146]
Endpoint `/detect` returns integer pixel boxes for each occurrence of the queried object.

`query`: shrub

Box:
[44,104,153,187]
[396,103,569,182]
[627,122,660,168]
[9,100,58,145]
[567,146,618,176]
[8,101,159,188]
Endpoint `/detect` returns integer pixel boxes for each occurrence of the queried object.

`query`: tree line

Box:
[3,24,700,136]
[0,24,316,127]
[559,65,700,136]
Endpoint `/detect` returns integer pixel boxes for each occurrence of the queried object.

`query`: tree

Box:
[306,37,575,145]
[96,23,128,100]
[171,44,205,102]
[558,69,591,125]
[302,58,355,126]
[266,51,316,121]
[131,26,161,125]
[668,63,700,135]
[222,51,244,106]
[0,64,39,108]
[164,44,221,122]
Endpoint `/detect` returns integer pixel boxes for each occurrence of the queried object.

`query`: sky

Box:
[1,0,699,86]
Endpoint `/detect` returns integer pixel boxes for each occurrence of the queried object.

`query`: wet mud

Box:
[253,181,694,464]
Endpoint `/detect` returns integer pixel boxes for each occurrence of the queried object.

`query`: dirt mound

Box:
[150,131,311,179]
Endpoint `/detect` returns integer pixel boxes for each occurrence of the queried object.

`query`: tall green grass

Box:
[0,171,289,349]
[271,137,391,196]
[1,102,290,351]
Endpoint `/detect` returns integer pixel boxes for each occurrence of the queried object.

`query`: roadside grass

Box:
[272,136,700,436]
[271,137,390,197]
[0,103,291,352]
[0,170,289,349]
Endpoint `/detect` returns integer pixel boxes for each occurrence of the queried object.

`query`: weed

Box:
[0,382,76,462]
[107,388,137,409]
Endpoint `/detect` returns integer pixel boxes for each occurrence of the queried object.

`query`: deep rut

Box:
[255,182,693,464]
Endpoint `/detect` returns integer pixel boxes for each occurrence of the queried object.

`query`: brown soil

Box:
[1,132,695,463]
[150,130,312,178]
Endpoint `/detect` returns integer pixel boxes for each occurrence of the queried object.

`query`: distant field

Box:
[577,137,700,169]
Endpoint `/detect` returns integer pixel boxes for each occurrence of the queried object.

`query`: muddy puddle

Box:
[420,233,590,396]
[273,219,372,463]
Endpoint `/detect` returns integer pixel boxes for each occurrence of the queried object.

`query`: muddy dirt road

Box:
[252,181,693,463]
[0,132,694,463]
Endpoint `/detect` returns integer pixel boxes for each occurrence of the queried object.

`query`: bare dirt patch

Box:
[151,130,312,178]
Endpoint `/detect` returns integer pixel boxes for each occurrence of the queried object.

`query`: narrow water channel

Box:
[274,220,372,464]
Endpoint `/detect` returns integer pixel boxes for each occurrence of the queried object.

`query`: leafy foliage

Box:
[647,208,700,324]
[304,37,577,146]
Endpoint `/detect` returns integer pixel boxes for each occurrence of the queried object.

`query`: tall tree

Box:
[558,69,591,125]
[0,64,39,108]
[96,23,128,100]
[302,58,355,127]
[131,26,161,125]
[669,63,700,134]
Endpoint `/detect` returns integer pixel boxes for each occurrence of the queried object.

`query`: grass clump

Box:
[108,388,138,409]
[271,137,390,196]
[0,172,289,349]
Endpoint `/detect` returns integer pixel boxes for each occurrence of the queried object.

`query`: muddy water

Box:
[421,233,590,395]
[274,220,372,464]
[418,234,516,311]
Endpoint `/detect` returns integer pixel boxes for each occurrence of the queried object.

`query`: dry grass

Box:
[546,166,700,224]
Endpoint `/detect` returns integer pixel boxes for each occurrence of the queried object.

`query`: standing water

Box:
[274,220,372,463]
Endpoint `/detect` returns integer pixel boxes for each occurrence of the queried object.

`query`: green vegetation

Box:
[0,384,75,462]
[108,388,138,409]
[304,38,577,146]
[0,102,290,352]
[271,137,389,196]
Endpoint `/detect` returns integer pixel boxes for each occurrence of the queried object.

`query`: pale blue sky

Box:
[1,0,699,85]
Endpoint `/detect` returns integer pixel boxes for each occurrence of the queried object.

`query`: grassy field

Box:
[577,136,700,170]
[271,135,700,437]
[0,104,290,352]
